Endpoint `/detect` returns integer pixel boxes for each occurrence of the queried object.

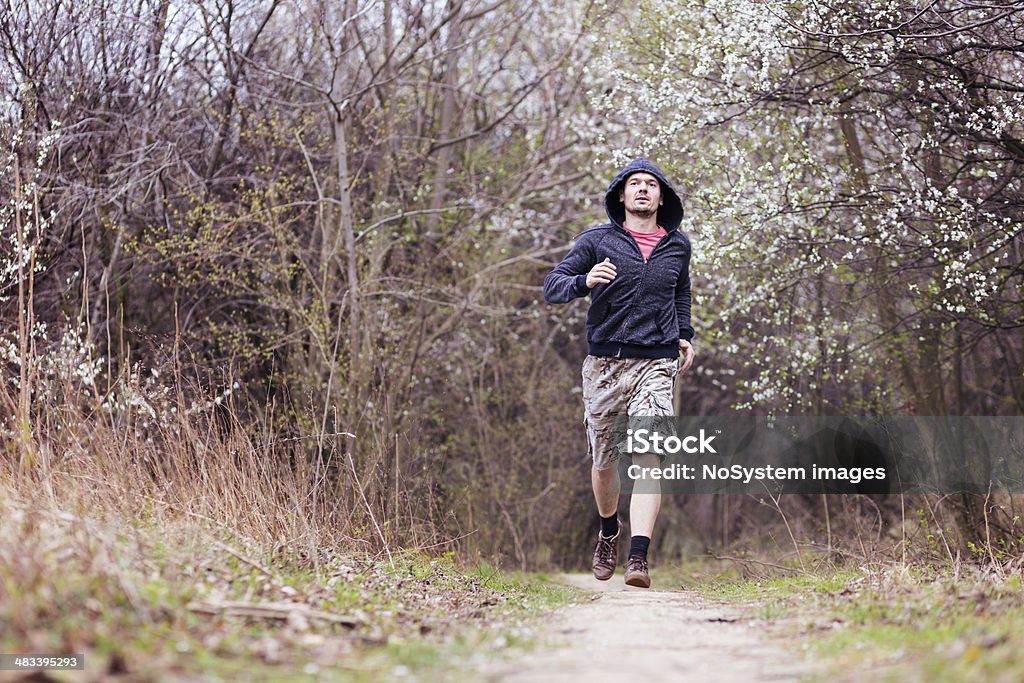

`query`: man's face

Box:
[619,172,663,220]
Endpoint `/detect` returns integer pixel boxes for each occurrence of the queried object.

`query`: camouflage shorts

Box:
[582,355,678,470]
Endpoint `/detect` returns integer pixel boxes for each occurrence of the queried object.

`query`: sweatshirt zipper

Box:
[615,225,667,346]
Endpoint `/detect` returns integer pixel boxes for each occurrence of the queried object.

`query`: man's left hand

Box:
[678,339,695,375]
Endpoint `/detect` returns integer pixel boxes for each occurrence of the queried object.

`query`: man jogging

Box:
[543,158,695,588]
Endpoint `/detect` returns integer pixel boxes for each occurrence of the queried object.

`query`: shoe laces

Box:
[595,535,616,563]
[627,555,648,572]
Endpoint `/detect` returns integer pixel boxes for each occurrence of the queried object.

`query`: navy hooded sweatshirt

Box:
[543,158,693,359]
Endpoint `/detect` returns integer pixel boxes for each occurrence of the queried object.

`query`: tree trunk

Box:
[425,0,463,237]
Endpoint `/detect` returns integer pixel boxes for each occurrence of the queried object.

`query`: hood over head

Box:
[604,158,684,231]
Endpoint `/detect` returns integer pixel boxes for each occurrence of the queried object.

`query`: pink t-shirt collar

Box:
[623,224,667,260]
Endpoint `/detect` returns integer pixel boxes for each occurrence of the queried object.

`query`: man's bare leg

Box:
[590,463,621,580]
[592,463,620,517]
[624,452,660,587]
[628,452,662,537]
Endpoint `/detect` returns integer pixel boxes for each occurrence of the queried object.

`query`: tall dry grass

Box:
[5,371,306,550]
[0,345,451,572]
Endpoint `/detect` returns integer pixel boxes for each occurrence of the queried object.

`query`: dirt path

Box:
[491,574,814,683]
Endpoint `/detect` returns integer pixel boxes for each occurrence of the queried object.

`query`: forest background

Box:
[3,0,1023,574]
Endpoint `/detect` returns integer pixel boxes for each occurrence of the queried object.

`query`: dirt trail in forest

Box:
[491,573,815,683]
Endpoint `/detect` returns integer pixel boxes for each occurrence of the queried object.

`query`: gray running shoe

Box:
[624,555,650,588]
[592,530,619,581]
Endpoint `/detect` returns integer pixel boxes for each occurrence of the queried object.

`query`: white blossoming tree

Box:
[594,0,1023,415]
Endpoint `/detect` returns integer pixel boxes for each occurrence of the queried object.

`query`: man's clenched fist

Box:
[586,258,617,288]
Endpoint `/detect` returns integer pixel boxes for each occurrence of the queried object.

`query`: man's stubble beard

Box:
[627,206,657,220]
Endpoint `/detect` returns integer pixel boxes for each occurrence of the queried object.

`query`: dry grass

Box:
[0,469,554,680]
[0,354,548,680]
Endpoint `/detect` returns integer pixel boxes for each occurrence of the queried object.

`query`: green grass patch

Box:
[674,557,1024,682]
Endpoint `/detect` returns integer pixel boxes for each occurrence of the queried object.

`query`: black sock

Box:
[629,535,650,560]
[600,513,619,538]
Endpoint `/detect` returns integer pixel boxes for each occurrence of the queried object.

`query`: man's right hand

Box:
[586,258,617,288]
